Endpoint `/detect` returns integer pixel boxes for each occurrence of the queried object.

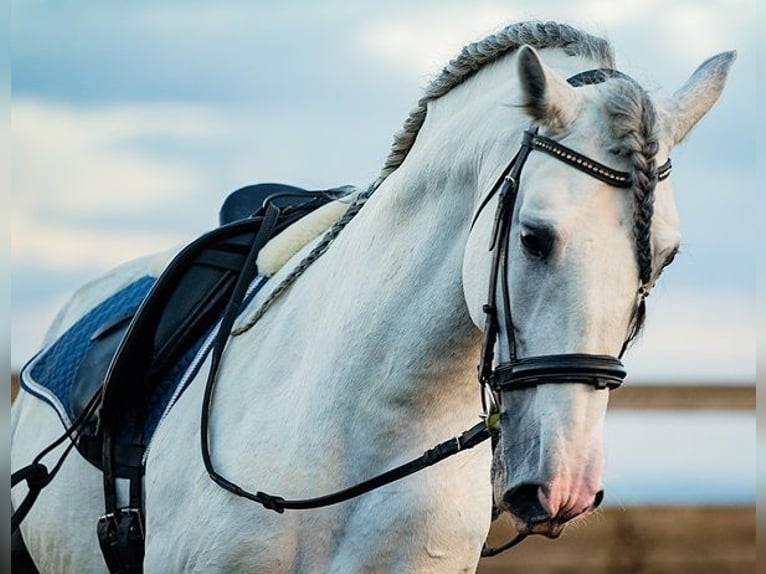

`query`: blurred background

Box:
[10,1,755,572]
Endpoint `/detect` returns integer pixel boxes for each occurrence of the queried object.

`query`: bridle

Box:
[474,70,671,408]
[475,127,626,403]
[472,70,670,555]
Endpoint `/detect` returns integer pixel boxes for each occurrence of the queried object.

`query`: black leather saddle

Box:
[220,182,318,225]
[70,183,351,473]
[13,183,352,572]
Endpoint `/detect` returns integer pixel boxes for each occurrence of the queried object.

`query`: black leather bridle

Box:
[474,124,670,404]
[479,128,620,403]
[471,71,670,555]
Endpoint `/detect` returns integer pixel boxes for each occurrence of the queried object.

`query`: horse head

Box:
[462,45,735,537]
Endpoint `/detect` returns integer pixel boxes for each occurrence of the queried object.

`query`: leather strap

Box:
[225,421,492,513]
[481,533,528,557]
[11,463,49,533]
[11,389,101,533]
[530,133,671,187]
[200,200,496,514]
[490,354,626,392]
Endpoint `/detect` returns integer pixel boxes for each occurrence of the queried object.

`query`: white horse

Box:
[12,21,734,573]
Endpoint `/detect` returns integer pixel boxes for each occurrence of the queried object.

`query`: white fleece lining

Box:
[256,199,353,276]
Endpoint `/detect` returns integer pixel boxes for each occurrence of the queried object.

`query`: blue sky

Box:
[11,1,756,383]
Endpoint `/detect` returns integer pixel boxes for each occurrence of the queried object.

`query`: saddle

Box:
[72,183,345,468]
[27,182,350,573]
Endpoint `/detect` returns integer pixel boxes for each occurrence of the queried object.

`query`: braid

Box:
[375,21,614,187]
[605,81,659,287]
[231,186,374,336]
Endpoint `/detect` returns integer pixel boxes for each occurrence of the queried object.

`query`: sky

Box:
[10,0,756,384]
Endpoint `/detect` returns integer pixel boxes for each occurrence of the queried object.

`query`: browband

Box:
[530,133,672,188]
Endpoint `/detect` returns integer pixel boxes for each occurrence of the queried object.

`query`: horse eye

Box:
[520,226,554,259]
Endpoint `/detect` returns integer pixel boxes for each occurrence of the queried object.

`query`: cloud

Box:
[11,98,246,275]
[12,212,184,271]
[12,100,225,217]
[9,3,754,384]
[355,4,517,82]
[354,0,752,85]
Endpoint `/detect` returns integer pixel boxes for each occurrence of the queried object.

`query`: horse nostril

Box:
[503,483,549,524]
[592,489,604,509]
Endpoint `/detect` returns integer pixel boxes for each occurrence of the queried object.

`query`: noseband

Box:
[474,70,671,400]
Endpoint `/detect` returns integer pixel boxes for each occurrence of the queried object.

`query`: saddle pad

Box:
[20,274,269,450]
[21,276,157,427]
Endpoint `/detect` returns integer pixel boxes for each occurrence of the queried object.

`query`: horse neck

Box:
[292,127,491,428]
[315,49,604,413]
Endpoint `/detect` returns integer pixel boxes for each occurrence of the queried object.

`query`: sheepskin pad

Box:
[256,193,357,276]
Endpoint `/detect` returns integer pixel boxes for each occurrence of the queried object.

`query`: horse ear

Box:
[662,51,736,145]
[517,45,580,131]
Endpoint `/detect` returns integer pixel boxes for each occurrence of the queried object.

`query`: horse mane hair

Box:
[604,79,660,347]
[373,21,615,189]
[373,19,660,295]
[604,81,659,288]
[235,21,661,335]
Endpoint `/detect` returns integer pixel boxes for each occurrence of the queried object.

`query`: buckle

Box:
[480,386,501,433]
[97,508,145,573]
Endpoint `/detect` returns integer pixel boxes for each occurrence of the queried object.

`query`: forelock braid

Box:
[605,81,659,288]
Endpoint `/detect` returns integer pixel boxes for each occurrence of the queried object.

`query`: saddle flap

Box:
[72,307,137,420]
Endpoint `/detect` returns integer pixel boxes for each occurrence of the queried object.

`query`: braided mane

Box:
[604,81,660,288]
[374,21,614,189]
[235,21,664,334]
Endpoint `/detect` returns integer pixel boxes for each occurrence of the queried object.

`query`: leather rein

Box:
[199,68,672,557]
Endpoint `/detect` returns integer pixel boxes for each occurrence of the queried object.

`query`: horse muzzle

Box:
[489,356,617,538]
[501,482,605,537]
